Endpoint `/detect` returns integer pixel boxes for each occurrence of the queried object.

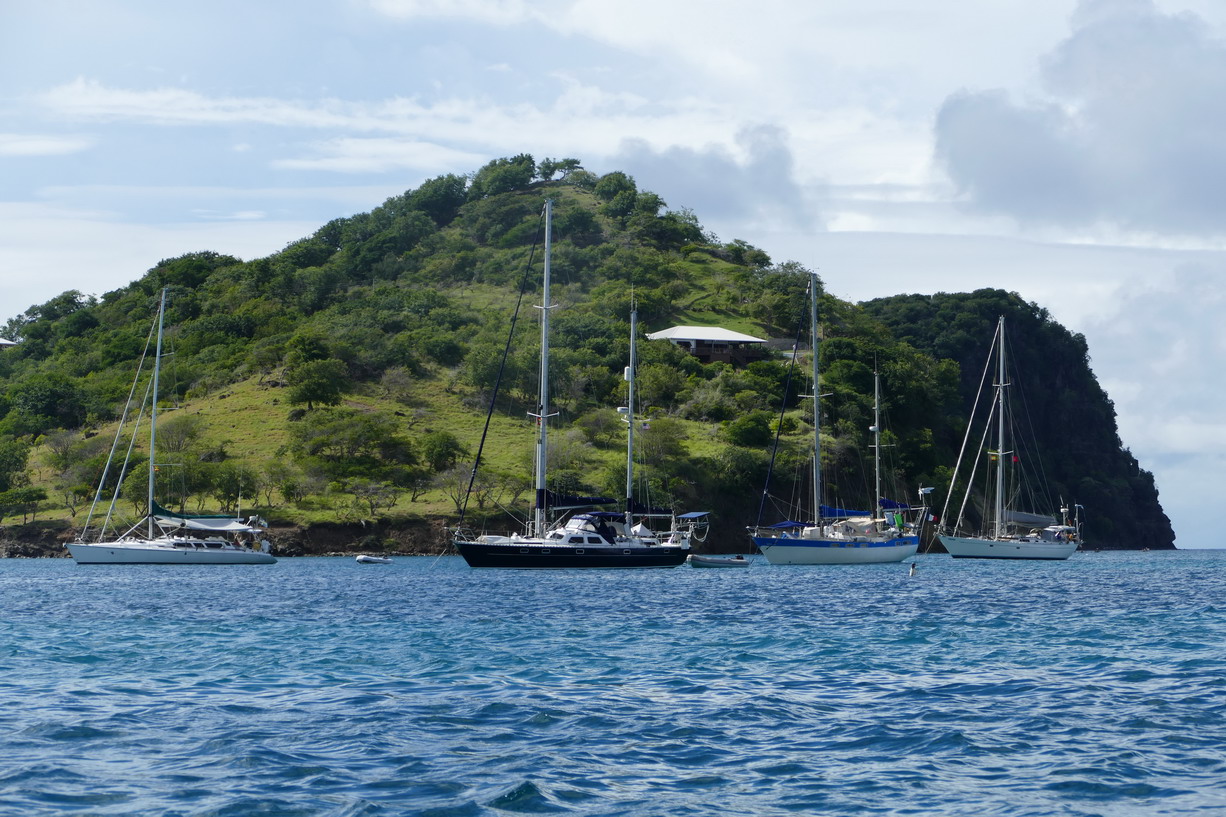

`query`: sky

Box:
[3,0,1225,548]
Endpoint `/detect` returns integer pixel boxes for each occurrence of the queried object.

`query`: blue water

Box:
[1,551,1224,816]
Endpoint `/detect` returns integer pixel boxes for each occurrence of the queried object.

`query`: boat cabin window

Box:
[587,537,603,544]
[569,537,585,544]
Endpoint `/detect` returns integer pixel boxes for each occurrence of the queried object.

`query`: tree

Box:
[639,417,688,467]
[575,408,623,446]
[157,412,206,455]
[438,464,473,514]
[288,407,416,482]
[0,486,46,524]
[348,479,401,516]
[722,410,774,448]
[420,430,469,472]
[594,171,636,201]
[408,173,468,226]
[5,371,87,434]
[538,157,582,180]
[286,358,349,410]
[469,154,536,199]
[207,463,259,513]
[0,439,31,493]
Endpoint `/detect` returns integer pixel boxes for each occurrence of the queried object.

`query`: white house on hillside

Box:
[647,325,768,365]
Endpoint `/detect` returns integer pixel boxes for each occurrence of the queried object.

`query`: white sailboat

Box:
[67,289,275,565]
[453,199,706,568]
[937,316,1080,560]
[750,271,924,565]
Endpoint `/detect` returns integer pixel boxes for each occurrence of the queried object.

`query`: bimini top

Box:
[647,326,767,344]
[152,501,266,533]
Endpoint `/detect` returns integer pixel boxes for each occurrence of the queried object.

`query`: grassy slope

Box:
[20,192,804,535]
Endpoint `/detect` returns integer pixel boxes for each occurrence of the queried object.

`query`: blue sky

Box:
[3,0,1225,547]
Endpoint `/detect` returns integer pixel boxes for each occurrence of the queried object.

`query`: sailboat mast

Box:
[625,306,637,529]
[994,315,1007,539]
[533,200,554,538]
[148,288,167,538]
[810,271,821,524]
[873,368,881,522]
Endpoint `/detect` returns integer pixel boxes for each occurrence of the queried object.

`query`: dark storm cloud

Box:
[611,124,816,230]
[935,0,1226,235]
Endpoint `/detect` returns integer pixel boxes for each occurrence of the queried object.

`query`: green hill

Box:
[0,156,1174,552]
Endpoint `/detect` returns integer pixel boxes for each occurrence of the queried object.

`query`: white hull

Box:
[355,555,392,564]
[67,538,276,565]
[689,554,750,568]
[939,535,1077,561]
[754,536,918,565]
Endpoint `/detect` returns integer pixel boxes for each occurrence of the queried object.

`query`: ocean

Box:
[1,550,1223,816]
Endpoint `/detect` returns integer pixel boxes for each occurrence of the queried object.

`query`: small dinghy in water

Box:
[689,554,750,568]
[355,554,392,565]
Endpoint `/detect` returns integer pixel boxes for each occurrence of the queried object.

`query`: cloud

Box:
[1080,257,1226,546]
[190,210,268,221]
[364,0,533,24]
[612,125,816,234]
[33,76,766,180]
[0,202,317,317]
[1087,261,1226,449]
[39,78,384,129]
[272,138,485,173]
[934,0,1226,238]
[0,133,94,157]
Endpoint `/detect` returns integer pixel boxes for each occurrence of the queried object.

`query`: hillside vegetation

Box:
[0,156,1174,551]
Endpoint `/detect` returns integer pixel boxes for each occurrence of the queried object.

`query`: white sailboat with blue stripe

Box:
[749,271,926,565]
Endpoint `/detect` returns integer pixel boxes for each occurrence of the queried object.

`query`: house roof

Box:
[647,325,767,344]
[0,338,15,347]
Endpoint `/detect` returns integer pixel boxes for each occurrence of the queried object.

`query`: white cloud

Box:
[612,125,816,231]
[0,202,317,314]
[364,0,533,24]
[190,209,268,221]
[39,78,381,129]
[935,0,1226,238]
[0,133,93,157]
[272,138,485,173]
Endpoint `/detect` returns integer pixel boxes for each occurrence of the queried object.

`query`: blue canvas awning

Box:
[820,504,869,517]
[762,520,809,529]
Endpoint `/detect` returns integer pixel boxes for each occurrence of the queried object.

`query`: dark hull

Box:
[456,541,689,569]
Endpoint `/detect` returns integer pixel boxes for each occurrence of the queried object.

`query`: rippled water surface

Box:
[2,550,1224,816]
